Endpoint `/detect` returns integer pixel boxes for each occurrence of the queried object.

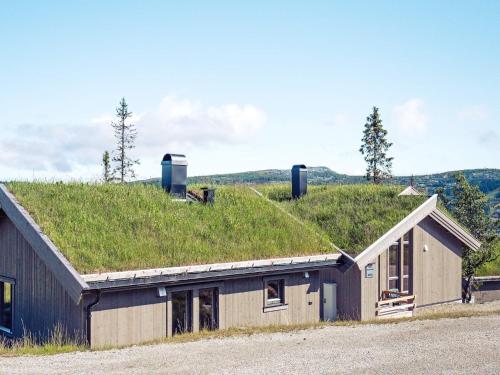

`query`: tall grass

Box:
[258,184,426,256]
[6,182,333,273]
[0,324,85,356]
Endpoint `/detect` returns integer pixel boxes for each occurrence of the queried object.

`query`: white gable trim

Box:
[0,184,88,302]
[399,186,422,196]
[428,209,481,250]
[355,195,438,267]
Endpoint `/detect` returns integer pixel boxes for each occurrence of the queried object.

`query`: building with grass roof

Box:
[0,159,480,348]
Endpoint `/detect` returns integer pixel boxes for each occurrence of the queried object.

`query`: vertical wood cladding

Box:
[0,215,85,341]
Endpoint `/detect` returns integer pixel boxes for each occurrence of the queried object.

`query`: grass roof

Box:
[258,184,427,257]
[5,182,334,274]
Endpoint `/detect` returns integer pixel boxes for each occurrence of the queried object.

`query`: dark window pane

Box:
[267,280,283,305]
[0,282,13,331]
[403,231,410,242]
[388,245,399,278]
[389,279,399,291]
[403,243,410,276]
[172,291,191,335]
[199,288,218,331]
[403,278,409,292]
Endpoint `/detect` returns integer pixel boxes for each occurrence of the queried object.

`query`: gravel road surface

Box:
[1,315,499,375]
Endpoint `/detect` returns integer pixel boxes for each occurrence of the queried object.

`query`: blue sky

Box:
[1,1,499,180]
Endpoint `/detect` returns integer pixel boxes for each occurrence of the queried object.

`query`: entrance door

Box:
[199,288,218,331]
[323,283,337,321]
[172,291,192,335]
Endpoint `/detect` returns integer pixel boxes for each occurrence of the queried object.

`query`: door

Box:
[323,283,337,321]
[172,291,192,335]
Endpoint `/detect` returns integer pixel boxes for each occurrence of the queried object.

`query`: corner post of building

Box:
[218,285,226,330]
[166,291,173,337]
[192,289,199,333]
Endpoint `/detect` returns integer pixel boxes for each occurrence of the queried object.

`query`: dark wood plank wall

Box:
[0,215,86,341]
[320,265,361,320]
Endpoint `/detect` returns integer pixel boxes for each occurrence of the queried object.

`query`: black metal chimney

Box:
[291,164,307,199]
[201,187,216,204]
[161,154,187,199]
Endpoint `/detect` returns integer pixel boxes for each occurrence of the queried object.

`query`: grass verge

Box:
[2,307,498,356]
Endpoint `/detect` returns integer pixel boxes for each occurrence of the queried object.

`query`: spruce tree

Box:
[111,98,139,183]
[359,107,393,184]
[102,150,112,183]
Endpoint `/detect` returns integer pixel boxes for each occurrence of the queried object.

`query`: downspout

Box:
[85,290,101,347]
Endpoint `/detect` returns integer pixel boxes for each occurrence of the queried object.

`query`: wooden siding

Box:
[359,217,464,319]
[360,262,378,320]
[412,217,463,306]
[222,272,320,327]
[0,214,86,340]
[320,265,361,320]
[89,271,325,348]
[91,288,167,348]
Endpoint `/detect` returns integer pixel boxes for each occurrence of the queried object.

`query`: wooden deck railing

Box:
[376,291,416,318]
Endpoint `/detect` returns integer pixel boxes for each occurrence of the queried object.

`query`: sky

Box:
[0,1,499,181]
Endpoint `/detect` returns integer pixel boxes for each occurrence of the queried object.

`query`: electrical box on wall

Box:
[365,263,375,278]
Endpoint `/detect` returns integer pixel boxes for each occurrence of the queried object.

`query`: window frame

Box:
[0,276,15,335]
[198,287,219,331]
[387,243,400,292]
[171,290,193,336]
[263,276,288,312]
[386,231,412,294]
[401,239,411,293]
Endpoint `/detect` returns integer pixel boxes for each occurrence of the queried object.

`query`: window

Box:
[172,291,192,335]
[265,279,285,307]
[388,244,399,291]
[199,288,218,331]
[0,279,13,333]
[386,231,412,294]
[402,241,410,293]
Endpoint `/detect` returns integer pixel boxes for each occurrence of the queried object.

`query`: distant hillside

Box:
[143,167,500,220]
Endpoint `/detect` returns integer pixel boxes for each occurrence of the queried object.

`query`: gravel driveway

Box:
[1,315,499,375]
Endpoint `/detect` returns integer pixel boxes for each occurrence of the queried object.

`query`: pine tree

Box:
[102,150,112,183]
[111,98,139,183]
[359,107,393,184]
[446,173,499,302]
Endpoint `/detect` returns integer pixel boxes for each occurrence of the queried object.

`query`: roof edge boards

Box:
[0,184,88,302]
[430,209,481,250]
[354,194,438,267]
[82,253,342,284]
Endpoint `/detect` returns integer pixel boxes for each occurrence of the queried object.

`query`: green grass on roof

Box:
[5,182,333,274]
[258,184,427,257]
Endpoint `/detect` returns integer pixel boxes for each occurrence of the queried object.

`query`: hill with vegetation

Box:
[143,167,499,221]
[160,167,497,220]
[5,182,334,273]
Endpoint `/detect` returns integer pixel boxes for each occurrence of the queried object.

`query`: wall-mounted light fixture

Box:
[304,271,310,279]
[423,245,429,252]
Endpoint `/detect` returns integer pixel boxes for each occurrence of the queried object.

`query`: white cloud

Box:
[458,105,489,122]
[392,99,428,136]
[0,96,266,178]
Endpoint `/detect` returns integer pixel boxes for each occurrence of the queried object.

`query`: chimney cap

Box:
[161,153,187,166]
